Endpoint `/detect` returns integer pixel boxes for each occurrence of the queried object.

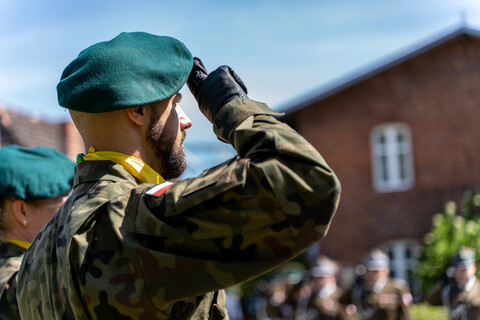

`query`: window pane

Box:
[381,155,389,181]
[371,124,413,192]
[379,133,386,145]
[388,249,394,260]
[378,133,386,155]
[397,132,404,143]
[398,153,406,180]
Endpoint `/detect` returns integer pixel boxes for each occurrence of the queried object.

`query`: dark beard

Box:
[146,106,186,180]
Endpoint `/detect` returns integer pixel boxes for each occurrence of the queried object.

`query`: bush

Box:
[416,187,480,292]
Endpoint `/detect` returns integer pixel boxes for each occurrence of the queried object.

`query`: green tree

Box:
[417,187,480,292]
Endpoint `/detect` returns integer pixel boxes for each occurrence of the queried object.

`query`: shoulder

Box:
[332,287,344,299]
[382,279,411,296]
[0,242,25,260]
[386,279,413,306]
[0,242,24,281]
[0,254,22,295]
[388,278,409,291]
[70,178,135,220]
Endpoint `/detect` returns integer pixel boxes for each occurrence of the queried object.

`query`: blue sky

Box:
[1,0,480,150]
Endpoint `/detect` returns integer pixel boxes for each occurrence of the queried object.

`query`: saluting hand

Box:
[187,57,248,123]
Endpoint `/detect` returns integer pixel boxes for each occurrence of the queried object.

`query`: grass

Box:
[410,303,447,320]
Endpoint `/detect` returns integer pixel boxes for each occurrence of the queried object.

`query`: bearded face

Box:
[146,105,187,180]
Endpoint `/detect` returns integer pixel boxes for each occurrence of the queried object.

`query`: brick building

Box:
[0,105,83,160]
[280,26,480,288]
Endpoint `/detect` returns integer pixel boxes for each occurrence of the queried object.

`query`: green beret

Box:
[452,247,476,269]
[0,145,75,200]
[364,248,390,270]
[311,255,338,277]
[57,32,193,113]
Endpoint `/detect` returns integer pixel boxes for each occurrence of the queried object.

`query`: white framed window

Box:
[370,123,414,192]
[380,240,421,298]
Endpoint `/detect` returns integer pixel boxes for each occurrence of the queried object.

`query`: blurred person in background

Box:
[302,255,348,320]
[256,271,310,320]
[257,277,289,319]
[0,145,74,320]
[340,248,412,320]
[426,247,480,320]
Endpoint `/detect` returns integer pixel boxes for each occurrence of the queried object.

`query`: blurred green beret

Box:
[57,32,193,113]
[364,248,390,270]
[0,145,75,200]
[311,255,338,277]
[452,247,476,269]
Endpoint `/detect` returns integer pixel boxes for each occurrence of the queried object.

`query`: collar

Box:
[464,276,476,292]
[371,277,388,293]
[318,283,337,299]
[5,239,30,250]
[77,147,164,184]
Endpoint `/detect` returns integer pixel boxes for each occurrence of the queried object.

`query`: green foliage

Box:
[410,303,447,320]
[416,187,480,292]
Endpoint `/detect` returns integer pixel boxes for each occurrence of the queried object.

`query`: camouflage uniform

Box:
[0,242,25,320]
[17,99,341,319]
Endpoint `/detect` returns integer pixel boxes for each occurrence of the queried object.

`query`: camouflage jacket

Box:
[0,242,25,320]
[17,99,340,319]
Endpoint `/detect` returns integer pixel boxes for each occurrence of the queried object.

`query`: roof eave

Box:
[278,24,480,116]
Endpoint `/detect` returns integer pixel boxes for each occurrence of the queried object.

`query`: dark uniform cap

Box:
[311,255,338,277]
[0,145,75,200]
[452,247,476,269]
[364,248,390,270]
[57,32,193,113]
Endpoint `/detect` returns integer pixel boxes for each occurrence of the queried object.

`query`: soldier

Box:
[340,248,412,320]
[16,32,341,319]
[257,269,309,320]
[0,145,74,320]
[426,247,480,320]
[303,255,348,320]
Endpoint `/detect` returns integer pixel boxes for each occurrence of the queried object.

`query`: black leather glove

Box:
[187,57,248,122]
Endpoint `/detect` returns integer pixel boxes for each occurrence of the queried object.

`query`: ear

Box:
[11,199,28,227]
[125,106,147,126]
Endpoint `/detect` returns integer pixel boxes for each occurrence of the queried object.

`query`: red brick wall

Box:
[286,34,480,265]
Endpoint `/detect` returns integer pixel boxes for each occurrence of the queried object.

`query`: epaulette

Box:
[392,278,408,290]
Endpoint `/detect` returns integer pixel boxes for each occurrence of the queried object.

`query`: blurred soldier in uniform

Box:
[0,145,74,320]
[258,269,309,320]
[303,255,348,320]
[340,248,412,320]
[16,32,341,319]
[426,247,480,320]
[257,278,289,319]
